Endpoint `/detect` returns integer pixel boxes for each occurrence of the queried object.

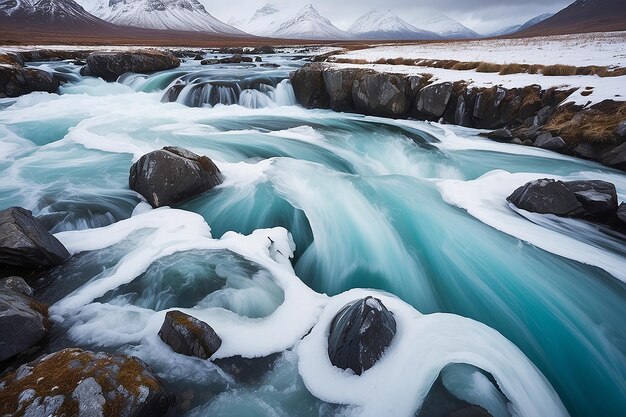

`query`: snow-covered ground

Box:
[336,31,626,68]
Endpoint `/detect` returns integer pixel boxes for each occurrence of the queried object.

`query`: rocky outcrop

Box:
[81,50,180,82]
[158,310,222,360]
[0,63,59,98]
[353,73,412,118]
[201,55,254,65]
[129,146,222,208]
[327,297,396,375]
[291,64,626,171]
[0,278,48,361]
[0,207,70,269]
[507,178,621,224]
[0,348,175,417]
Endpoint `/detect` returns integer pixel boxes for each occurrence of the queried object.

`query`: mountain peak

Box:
[349,8,441,40]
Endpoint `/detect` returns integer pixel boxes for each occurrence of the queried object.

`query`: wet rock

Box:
[214,353,281,384]
[352,72,410,118]
[507,179,584,216]
[254,56,262,62]
[510,138,523,145]
[0,348,175,417]
[534,132,566,151]
[0,276,33,297]
[416,82,453,120]
[566,180,618,219]
[327,296,396,375]
[0,284,47,362]
[0,207,71,269]
[616,121,626,137]
[617,203,626,226]
[193,54,204,60]
[250,45,276,54]
[323,68,370,112]
[158,310,222,360]
[160,83,185,102]
[487,128,512,142]
[290,64,330,108]
[260,63,280,68]
[82,50,180,82]
[200,58,220,65]
[0,65,59,98]
[599,142,626,171]
[129,146,222,208]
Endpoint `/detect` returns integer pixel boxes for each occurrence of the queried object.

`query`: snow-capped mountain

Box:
[230,3,290,37]
[489,13,554,36]
[77,0,245,34]
[0,0,108,26]
[272,4,351,40]
[348,9,442,40]
[415,14,481,39]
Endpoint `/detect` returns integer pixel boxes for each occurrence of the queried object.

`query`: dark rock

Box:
[323,68,370,112]
[158,310,222,360]
[214,353,281,383]
[327,296,396,375]
[566,180,618,219]
[0,348,175,417]
[254,56,262,62]
[534,132,566,151]
[0,276,33,297]
[0,207,71,269]
[416,82,453,120]
[83,50,180,82]
[260,63,280,68]
[0,287,47,361]
[507,179,584,216]
[0,65,59,98]
[616,121,626,137]
[200,58,220,65]
[193,54,204,60]
[487,128,512,142]
[533,105,554,126]
[599,142,626,171]
[511,138,523,145]
[617,203,626,226]
[352,72,410,118]
[472,86,526,129]
[511,125,540,141]
[406,75,430,102]
[250,45,276,54]
[160,83,185,102]
[522,139,534,146]
[290,64,330,108]
[129,146,222,208]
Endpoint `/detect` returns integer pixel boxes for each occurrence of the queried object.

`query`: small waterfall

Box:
[161,77,296,109]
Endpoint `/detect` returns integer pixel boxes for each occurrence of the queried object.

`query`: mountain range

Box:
[1,0,624,40]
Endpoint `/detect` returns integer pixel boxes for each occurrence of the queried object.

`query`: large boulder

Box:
[415,82,453,120]
[508,179,620,221]
[322,68,370,112]
[0,207,70,269]
[352,72,410,118]
[0,65,59,98]
[129,147,222,208]
[158,310,221,360]
[290,64,330,109]
[533,132,566,151]
[565,180,618,219]
[507,179,584,216]
[82,50,180,82]
[327,296,396,375]
[0,348,175,417]
[0,281,47,362]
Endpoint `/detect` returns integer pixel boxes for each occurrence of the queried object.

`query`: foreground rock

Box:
[327,297,396,375]
[353,73,413,118]
[0,348,175,417]
[0,278,47,361]
[0,64,59,98]
[158,310,222,360]
[129,146,222,208]
[0,207,70,269]
[81,50,180,82]
[507,179,621,224]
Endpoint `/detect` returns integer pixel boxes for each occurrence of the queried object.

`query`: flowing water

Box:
[0,53,625,417]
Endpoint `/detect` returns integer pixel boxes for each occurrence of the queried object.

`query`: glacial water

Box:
[0,53,625,417]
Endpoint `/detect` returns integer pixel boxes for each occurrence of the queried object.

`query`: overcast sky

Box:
[205,0,573,34]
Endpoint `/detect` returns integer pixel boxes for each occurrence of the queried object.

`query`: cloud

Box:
[204,0,573,35]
